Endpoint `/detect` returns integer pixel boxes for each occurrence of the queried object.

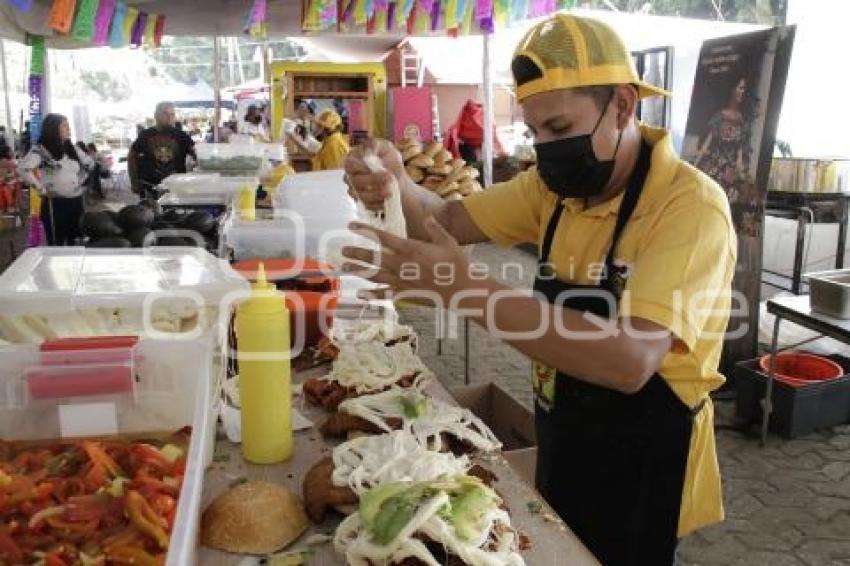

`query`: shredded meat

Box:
[303,377,352,411]
[304,373,421,412]
[302,456,358,523]
[467,464,498,486]
[319,414,400,438]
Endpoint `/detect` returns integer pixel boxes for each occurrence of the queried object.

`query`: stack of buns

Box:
[397,138,483,201]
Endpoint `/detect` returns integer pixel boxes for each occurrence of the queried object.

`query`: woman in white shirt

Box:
[19,113,93,245]
[240,105,271,142]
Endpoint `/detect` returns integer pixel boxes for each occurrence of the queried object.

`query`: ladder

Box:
[431,92,441,142]
[400,49,423,88]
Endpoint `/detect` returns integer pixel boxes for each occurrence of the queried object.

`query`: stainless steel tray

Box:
[807,269,850,319]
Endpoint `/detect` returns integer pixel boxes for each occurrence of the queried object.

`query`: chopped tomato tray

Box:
[0,427,191,566]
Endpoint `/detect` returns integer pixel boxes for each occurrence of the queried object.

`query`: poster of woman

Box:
[681,26,795,370]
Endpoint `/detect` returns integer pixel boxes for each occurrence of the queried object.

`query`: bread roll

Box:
[402,145,423,162]
[422,176,444,191]
[408,154,435,168]
[451,158,466,171]
[438,150,453,164]
[423,142,443,158]
[427,164,453,176]
[201,481,308,555]
[405,165,425,183]
[438,181,460,196]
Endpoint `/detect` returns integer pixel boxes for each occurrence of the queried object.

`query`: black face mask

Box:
[534,94,623,199]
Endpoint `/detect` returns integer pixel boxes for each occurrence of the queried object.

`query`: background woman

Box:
[19,113,93,245]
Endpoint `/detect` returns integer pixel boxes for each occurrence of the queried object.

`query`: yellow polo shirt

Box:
[462,124,735,536]
[312,132,350,171]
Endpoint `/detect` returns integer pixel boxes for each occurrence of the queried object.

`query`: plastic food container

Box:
[196,143,266,174]
[0,336,218,566]
[161,173,259,197]
[0,248,247,343]
[221,207,353,262]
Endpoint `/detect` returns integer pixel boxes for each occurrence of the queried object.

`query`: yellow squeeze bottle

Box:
[236,263,293,464]
[239,186,256,221]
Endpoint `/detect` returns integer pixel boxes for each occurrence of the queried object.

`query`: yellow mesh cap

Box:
[512,13,670,102]
[316,109,342,131]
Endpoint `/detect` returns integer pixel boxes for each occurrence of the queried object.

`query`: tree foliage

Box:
[578,0,787,25]
[147,37,306,87]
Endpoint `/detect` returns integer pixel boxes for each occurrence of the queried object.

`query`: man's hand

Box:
[343,139,405,211]
[341,216,473,304]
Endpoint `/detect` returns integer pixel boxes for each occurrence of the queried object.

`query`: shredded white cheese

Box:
[331,316,416,348]
[332,431,471,494]
[327,342,432,394]
[338,388,502,453]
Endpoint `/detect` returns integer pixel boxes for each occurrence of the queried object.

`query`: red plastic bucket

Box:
[758,352,844,387]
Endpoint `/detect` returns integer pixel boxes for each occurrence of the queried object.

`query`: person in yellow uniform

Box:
[340,14,733,566]
[311,109,350,171]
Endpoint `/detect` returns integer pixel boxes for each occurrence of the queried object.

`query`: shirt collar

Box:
[560,124,677,219]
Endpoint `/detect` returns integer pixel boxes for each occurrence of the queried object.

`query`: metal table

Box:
[761,295,850,444]
[763,191,850,294]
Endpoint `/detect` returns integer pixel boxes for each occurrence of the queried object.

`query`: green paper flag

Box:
[71,0,99,41]
[28,34,45,75]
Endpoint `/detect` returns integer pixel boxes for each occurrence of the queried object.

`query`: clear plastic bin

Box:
[0,247,246,315]
[221,207,359,262]
[161,173,259,197]
[0,248,246,345]
[196,143,266,174]
[0,336,219,566]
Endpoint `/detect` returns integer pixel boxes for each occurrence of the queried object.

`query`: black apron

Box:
[532,142,703,566]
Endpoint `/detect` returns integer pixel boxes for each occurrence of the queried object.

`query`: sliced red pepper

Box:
[102,525,142,551]
[0,526,23,563]
[45,515,99,535]
[65,494,109,522]
[130,445,174,475]
[84,462,110,491]
[107,545,162,566]
[125,490,170,550]
[81,441,123,479]
[46,552,70,566]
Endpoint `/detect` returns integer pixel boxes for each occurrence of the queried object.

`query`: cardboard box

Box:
[450,383,538,483]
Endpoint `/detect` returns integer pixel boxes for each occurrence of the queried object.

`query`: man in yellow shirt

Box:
[311,108,350,171]
[341,14,734,565]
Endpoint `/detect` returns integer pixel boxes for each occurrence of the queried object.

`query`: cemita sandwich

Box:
[303,431,493,522]
[333,476,527,566]
[304,341,432,411]
[321,388,502,454]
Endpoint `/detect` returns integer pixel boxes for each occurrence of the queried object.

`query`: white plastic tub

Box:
[0,247,247,344]
[0,336,219,566]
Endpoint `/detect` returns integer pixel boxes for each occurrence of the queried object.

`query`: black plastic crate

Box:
[735,355,850,438]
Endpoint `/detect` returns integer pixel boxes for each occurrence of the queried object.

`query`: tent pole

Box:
[213,35,222,143]
[482,33,494,187]
[0,39,14,150]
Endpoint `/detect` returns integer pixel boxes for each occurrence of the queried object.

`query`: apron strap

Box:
[603,141,653,268]
[540,200,566,264]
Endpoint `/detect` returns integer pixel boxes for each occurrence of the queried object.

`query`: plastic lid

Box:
[0,247,248,315]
